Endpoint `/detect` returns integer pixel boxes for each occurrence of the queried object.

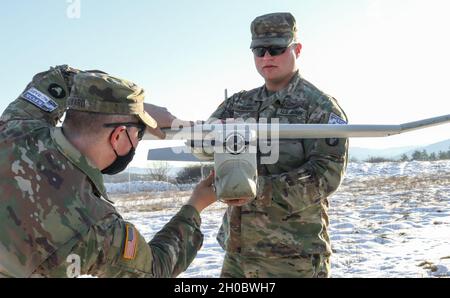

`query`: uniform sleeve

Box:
[207,94,236,122]
[263,96,349,201]
[0,65,79,126]
[35,205,203,278]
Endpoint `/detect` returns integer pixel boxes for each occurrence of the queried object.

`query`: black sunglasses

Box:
[103,122,146,140]
[252,47,288,58]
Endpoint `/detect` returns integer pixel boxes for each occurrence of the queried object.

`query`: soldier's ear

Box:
[108,126,127,150]
[294,43,302,58]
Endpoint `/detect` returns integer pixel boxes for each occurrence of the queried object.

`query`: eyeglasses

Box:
[103,122,146,141]
[252,46,288,58]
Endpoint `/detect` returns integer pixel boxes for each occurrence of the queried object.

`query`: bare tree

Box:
[147,162,171,182]
[176,164,214,184]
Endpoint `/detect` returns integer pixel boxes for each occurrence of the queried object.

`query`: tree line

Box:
[106,147,450,184]
[361,147,450,163]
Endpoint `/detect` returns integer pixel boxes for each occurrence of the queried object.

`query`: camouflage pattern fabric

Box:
[208,71,348,276]
[67,72,157,129]
[221,252,330,278]
[0,66,203,277]
[250,12,298,48]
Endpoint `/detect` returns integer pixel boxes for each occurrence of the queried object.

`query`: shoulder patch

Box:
[48,83,66,99]
[328,113,347,125]
[123,224,138,260]
[21,87,58,112]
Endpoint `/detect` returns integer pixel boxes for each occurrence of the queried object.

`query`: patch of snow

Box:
[111,160,450,278]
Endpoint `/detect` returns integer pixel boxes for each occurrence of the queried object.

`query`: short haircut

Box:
[63,109,139,137]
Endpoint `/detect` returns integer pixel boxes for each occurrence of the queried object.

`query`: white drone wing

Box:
[146,147,205,162]
[146,114,450,162]
[145,114,450,140]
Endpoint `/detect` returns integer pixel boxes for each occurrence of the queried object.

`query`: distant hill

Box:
[349,139,450,161]
[404,139,450,157]
[349,145,416,161]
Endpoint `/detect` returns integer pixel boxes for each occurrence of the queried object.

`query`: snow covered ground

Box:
[110,160,450,278]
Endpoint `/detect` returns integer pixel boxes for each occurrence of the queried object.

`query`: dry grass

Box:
[418,261,439,272]
[111,190,191,213]
[111,172,449,215]
[111,189,228,213]
[110,190,192,202]
[340,174,450,199]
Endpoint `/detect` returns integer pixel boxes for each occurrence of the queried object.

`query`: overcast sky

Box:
[1,0,449,166]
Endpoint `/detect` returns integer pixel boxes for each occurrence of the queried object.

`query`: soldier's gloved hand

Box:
[223,197,254,207]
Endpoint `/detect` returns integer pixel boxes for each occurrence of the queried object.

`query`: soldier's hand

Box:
[224,175,270,207]
[223,197,253,207]
[144,103,193,139]
[187,172,217,213]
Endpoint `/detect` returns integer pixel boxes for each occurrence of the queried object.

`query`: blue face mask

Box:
[101,130,135,175]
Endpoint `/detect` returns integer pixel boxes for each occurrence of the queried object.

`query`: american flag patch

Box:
[123,224,137,260]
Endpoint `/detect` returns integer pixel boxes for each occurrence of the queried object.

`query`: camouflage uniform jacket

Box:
[209,71,348,258]
[0,66,203,277]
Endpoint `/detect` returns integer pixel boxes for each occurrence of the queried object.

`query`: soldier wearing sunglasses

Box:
[206,13,349,277]
[0,66,217,277]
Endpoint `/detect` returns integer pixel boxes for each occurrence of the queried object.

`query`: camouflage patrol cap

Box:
[250,12,298,48]
[67,72,157,128]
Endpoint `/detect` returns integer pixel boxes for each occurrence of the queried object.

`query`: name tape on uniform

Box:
[328,113,347,125]
[21,87,58,112]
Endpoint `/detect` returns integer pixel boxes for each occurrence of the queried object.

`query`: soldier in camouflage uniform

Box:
[207,13,349,277]
[0,65,216,278]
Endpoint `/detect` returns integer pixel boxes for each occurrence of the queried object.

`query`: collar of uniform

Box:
[258,70,302,111]
[283,70,302,98]
[50,127,110,202]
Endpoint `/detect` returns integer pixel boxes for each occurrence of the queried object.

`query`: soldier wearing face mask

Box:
[0,66,217,278]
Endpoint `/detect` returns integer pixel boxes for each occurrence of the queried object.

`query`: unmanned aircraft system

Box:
[145,114,450,201]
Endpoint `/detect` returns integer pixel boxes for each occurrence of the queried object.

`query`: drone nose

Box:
[215,159,257,201]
